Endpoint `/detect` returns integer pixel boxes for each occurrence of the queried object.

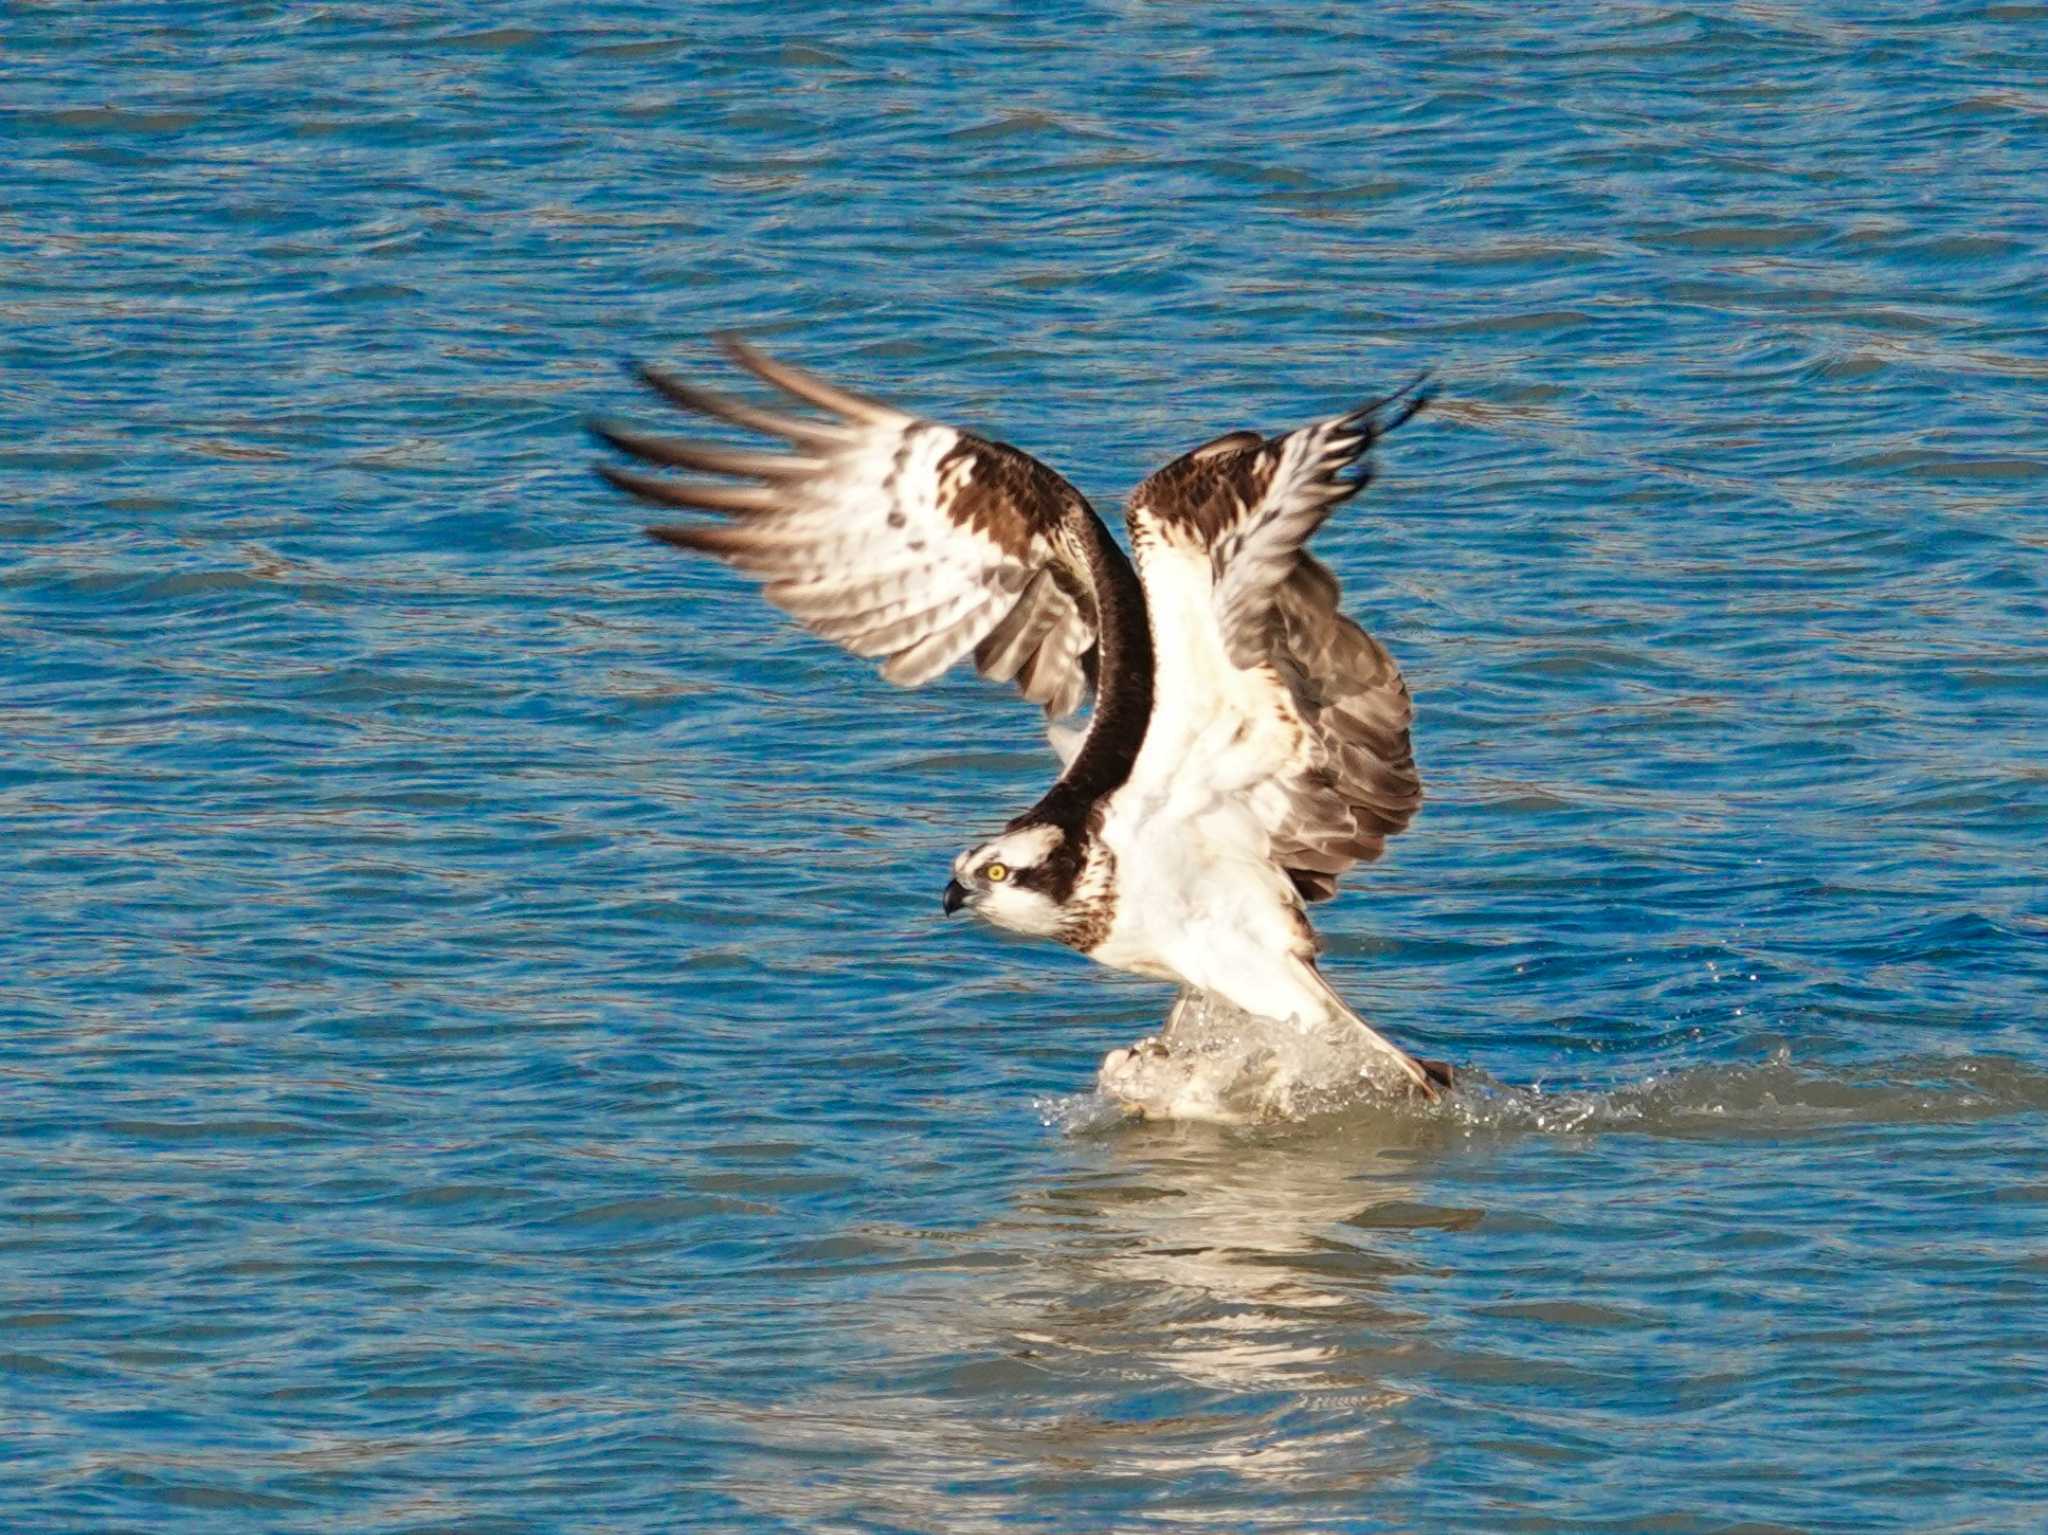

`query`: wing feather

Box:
[973,566,1064,683]
[595,336,1100,718]
[598,464,783,516]
[629,361,855,446]
[585,424,824,480]
[1131,380,1431,899]
[834,584,998,660]
[881,593,1010,685]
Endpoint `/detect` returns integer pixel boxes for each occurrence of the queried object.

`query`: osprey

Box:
[592,336,1451,1100]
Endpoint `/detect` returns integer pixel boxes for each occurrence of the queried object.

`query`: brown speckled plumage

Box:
[1056,839,1118,954]
[590,339,1448,1103]
[593,334,1105,719]
[1130,380,1431,901]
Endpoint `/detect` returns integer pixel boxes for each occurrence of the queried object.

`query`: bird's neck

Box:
[1026,514,1153,837]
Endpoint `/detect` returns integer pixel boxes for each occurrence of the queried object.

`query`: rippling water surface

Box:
[6,3,2047,1530]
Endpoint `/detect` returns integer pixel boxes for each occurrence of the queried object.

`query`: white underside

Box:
[1073,540,1426,1102]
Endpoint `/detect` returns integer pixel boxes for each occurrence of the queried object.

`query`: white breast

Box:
[1082,535,1318,1002]
[1125,540,1305,827]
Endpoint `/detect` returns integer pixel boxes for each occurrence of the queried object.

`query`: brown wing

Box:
[1262,554,1423,901]
[592,335,1098,718]
[1133,381,1431,900]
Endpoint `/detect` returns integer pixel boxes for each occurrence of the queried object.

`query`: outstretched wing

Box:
[592,335,1099,719]
[1130,381,1431,901]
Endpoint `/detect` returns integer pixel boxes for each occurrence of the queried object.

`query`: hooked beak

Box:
[941,878,969,916]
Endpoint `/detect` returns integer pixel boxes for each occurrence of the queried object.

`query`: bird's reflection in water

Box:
[730,1111,1481,1528]
[998,1113,1462,1400]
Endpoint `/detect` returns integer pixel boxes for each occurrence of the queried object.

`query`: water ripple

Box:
[5,1,2047,1530]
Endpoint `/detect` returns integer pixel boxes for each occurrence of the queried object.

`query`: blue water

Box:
[6,3,2048,1530]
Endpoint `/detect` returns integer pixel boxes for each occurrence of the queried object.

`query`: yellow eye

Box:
[984,862,1009,883]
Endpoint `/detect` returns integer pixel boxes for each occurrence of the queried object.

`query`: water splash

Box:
[1085,991,1434,1124]
[1438,1050,2048,1139]
[1047,993,2048,1138]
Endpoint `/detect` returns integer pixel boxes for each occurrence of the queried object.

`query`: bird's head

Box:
[942,822,1069,938]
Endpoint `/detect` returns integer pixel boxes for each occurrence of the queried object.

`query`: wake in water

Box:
[1063,991,2048,1135]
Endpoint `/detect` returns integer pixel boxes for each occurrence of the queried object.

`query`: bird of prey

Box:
[591,336,1450,1100]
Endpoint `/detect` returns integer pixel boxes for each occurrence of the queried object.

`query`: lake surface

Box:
[5,3,2047,1530]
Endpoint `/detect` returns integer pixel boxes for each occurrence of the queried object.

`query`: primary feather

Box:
[591,339,1447,1107]
[592,334,1101,718]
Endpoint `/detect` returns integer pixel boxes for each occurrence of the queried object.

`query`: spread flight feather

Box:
[593,338,1100,717]
[591,336,1447,1103]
